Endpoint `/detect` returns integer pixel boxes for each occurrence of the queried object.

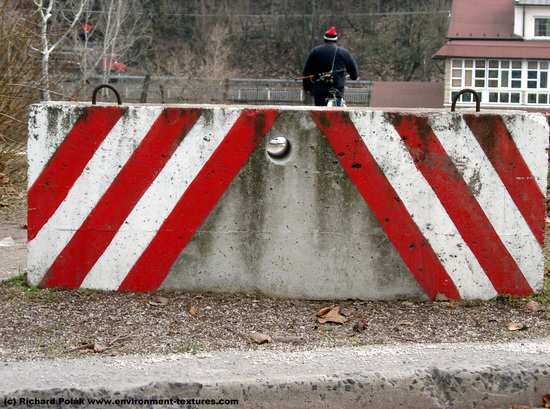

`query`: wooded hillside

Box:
[130,0,451,82]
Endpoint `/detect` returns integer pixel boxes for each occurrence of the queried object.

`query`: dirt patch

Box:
[0,161,27,282]
[0,277,549,361]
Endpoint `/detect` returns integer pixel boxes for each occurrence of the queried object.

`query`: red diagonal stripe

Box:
[463,114,545,247]
[390,113,532,296]
[38,108,203,289]
[28,106,123,242]
[118,109,280,291]
[311,111,460,300]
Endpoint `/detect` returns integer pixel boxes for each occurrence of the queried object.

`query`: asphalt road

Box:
[1,338,549,408]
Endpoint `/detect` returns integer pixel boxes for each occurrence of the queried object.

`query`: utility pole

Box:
[310,0,316,50]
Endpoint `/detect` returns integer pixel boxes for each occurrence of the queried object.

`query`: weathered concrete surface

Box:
[27,104,549,300]
[1,339,549,408]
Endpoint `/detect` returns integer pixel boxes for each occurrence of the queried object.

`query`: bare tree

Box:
[66,0,152,85]
[32,0,90,100]
[171,25,235,103]
[0,0,73,176]
[96,0,151,83]
[352,0,450,81]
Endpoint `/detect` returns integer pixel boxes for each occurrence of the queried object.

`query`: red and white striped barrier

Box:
[28,105,548,300]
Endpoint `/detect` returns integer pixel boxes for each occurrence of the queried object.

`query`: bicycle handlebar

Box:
[294,69,347,81]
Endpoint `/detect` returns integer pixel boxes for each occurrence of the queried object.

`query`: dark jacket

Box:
[302,42,359,98]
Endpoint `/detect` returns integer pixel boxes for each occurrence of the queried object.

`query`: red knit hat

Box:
[324,26,338,42]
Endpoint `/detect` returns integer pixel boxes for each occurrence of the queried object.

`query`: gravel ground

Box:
[0,278,549,361]
[0,162,549,362]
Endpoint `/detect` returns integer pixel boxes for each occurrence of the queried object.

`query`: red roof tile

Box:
[447,0,518,39]
[433,40,550,59]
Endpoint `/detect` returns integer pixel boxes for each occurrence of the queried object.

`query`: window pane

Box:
[500,93,509,103]
[489,60,499,68]
[475,60,485,68]
[452,69,462,78]
[501,71,509,87]
[511,93,520,103]
[489,92,498,102]
[542,72,548,88]
[528,71,537,79]
[542,62,549,69]
[501,60,510,68]
[452,60,462,68]
[512,61,522,69]
[535,18,550,36]
[489,70,498,78]
[465,60,474,68]
[528,80,537,88]
[465,71,473,86]
[475,79,485,87]
[539,94,548,104]
[528,61,538,69]
[512,70,521,79]
[489,80,498,88]
[452,79,462,87]
[475,69,485,78]
[462,93,472,102]
[512,80,521,88]
[528,93,537,103]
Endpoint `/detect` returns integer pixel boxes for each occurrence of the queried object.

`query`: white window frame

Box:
[450,58,523,106]
[534,17,550,38]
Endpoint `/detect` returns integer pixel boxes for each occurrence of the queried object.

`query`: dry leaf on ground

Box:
[93,343,110,353]
[524,300,541,313]
[353,319,366,332]
[249,333,272,344]
[189,306,197,316]
[315,306,334,317]
[435,292,450,301]
[508,322,525,331]
[316,306,348,324]
[149,296,169,306]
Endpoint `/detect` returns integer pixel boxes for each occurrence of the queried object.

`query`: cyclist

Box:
[302,26,359,106]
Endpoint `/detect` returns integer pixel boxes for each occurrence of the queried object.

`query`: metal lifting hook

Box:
[451,88,480,112]
[92,84,122,105]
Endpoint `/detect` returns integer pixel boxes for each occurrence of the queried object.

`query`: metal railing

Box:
[71,76,373,105]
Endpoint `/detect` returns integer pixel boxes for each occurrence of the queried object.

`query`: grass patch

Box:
[496,293,521,307]
[526,271,550,305]
[4,273,29,290]
[496,273,550,307]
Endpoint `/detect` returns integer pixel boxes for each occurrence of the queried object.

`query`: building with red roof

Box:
[433,0,550,109]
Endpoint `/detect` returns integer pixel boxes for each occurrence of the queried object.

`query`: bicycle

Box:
[326,88,346,107]
[295,69,348,107]
[296,70,348,107]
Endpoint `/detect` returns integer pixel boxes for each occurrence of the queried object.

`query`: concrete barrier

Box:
[27,104,549,300]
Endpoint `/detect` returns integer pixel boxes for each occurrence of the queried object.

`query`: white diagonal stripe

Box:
[430,113,543,292]
[502,113,548,195]
[350,111,497,299]
[81,107,243,289]
[27,104,83,187]
[27,106,164,286]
